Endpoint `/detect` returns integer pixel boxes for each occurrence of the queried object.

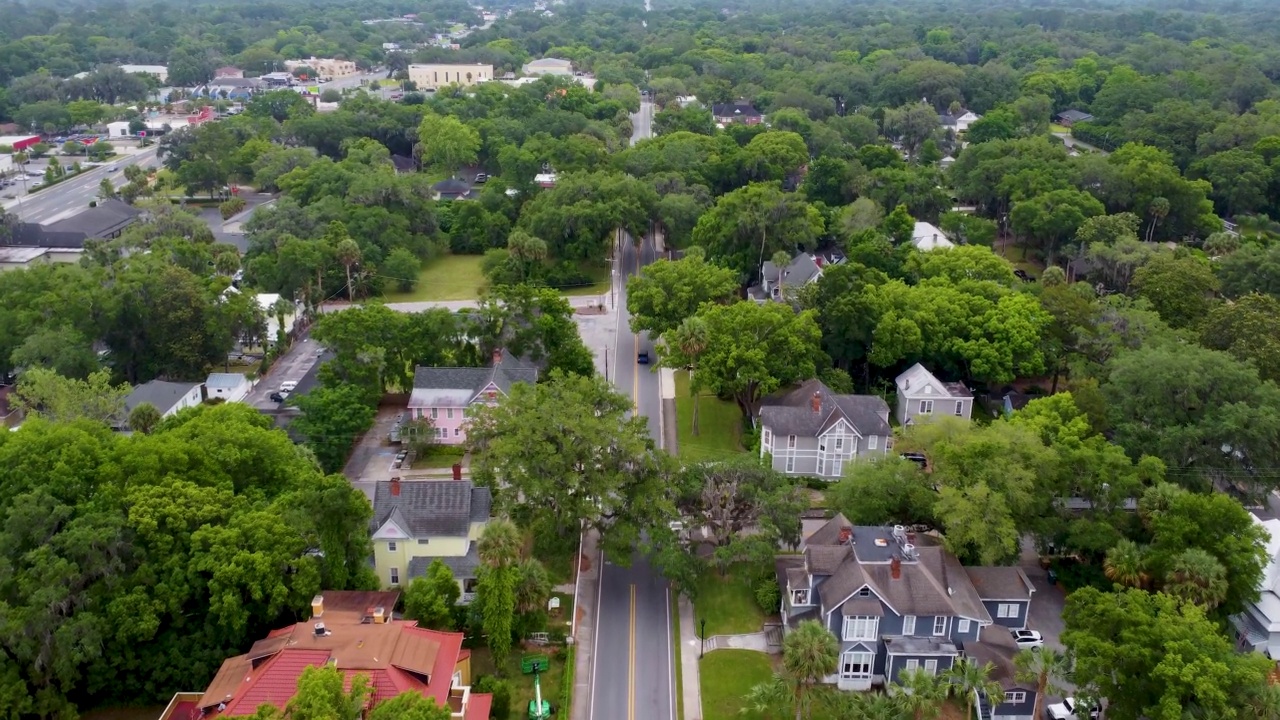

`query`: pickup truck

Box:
[1047,698,1100,720]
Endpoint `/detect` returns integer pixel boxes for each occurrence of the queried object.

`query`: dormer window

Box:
[858,587,871,597]
[791,588,810,606]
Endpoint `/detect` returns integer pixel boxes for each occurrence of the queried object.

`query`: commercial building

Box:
[0,135,41,152]
[522,57,573,76]
[119,64,169,82]
[283,57,358,80]
[407,64,493,90]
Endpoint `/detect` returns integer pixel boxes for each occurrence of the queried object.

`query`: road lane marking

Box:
[629,583,637,720]
[632,238,641,412]
[665,586,676,720]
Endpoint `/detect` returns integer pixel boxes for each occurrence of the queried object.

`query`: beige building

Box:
[408,63,493,90]
[283,57,358,80]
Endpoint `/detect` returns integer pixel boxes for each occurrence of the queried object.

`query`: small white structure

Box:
[205,373,252,403]
[120,64,169,82]
[522,57,573,76]
[894,362,973,426]
[106,121,132,138]
[911,221,955,251]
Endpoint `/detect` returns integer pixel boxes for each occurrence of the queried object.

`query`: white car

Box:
[1010,629,1044,649]
[1047,698,1100,720]
[279,380,298,392]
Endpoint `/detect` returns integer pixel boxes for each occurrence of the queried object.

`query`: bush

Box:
[420,443,466,458]
[752,574,780,613]
[742,423,761,453]
[473,676,511,719]
[556,646,575,720]
[382,247,422,292]
[219,196,247,220]
[542,261,592,290]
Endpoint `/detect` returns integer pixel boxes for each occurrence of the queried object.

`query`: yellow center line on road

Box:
[629,583,637,720]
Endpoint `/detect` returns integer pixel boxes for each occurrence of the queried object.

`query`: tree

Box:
[1201,293,1280,383]
[1103,539,1148,589]
[828,457,940,530]
[513,558,552,637]
[403,559,460,630]
[742,674,794,719]
[1190,148,1272,218]
[665,316,710,435]
[466,373,672,561]
[626,250,739,338]
[1014,648,1070,720]
[13,368,129,425]
[476,519,520,667]
[416,112,480,174]
[674,458,807,549]
[782,620,838,720]
[290,384,377,473]
[881,204,915,245]
[1010,189,1105,265]
[335,238,362,300]
[668,301,822,422]
[366,692,452,720]
[1063,587,1273,720]
[692,182,824,282]
[9,325,99,379]
[128,402,163,434]
[895,668,948,720]
[505,230,548,282]
[946,658,1004,720]
[1163,547,1230,610]
[287,665,369,720]
[1130,253,1218,330]
[382,247,422,293]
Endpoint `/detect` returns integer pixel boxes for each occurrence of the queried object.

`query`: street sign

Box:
[138,131,147,138]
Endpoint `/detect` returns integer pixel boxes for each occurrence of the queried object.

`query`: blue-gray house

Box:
[777,515,1038,719]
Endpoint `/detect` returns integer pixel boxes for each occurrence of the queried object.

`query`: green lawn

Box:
[671,591,685,720]
[674,371,747,462]
[381,254,488,302]
[694,563,766,637]
[997,243,1047,276]
[1050,122,1071,134]
[471,647,566,720]
[700,650,775,720]
[558,263,611,297]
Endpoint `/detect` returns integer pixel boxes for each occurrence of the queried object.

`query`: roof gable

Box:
[372,481,492,538]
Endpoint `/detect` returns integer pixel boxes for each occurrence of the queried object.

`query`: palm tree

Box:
[895,667,949,720]
[478,517,521,570]
[1163,547,1229,609]
[1103,539,1148,589]
[781,620,839,720]
[863,693,909,720]
[335,238,362,300]
[513,557,551,618]
[667,317,710,435]
[271,297,292,348]
[771,249,793,300]
[1014,647,1070,720]
[507,231,548,282]
[1145,196,1170,242]
[946,658,1004,720]
[741,673,793,719]
[1245,681,1280,720]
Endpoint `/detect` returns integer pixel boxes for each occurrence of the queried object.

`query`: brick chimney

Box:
[811,391,822,413]
[891,556,902,580]
[492,348,504,366]
[390,477,401,496]
[838,526,853,543]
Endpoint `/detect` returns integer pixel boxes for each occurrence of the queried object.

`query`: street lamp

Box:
[699,618,706,658]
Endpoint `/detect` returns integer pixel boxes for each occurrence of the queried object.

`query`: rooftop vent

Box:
[903,543,917,560]
[311,594,324,618]
[314,622,329,637]
[874,538,889,547]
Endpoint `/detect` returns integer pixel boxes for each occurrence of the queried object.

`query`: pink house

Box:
[406,351,538,444]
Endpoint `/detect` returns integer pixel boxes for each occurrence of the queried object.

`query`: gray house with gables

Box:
[777,515,1038,719]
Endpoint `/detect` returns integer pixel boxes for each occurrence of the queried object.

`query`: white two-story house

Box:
[759,379,892,480]
[1230,515,1280,658]
[895,363,973,426]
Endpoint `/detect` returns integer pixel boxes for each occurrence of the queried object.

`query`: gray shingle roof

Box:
[409,351,539,407]
[408,541,481,580]
[1057,109,1093,122]
[805,545,850,575]
[759,379,891,438]
[964,566,1035,601]
[372,480,492,537]
[44,199,140,238]
[841,596,884,617]
[124,380,201,415]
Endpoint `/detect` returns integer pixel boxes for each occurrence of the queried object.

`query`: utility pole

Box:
[699,618,706,658]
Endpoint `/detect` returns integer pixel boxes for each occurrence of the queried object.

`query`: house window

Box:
[868,435,878,450]
[438,428,448,439]
[817,458,825,475]
[791,589,810,606]
[858,587,871,597]
[1004,691,1026,703]
[431,408,439,419]
[997,604,1018,618]
[958,618,971,633]
[902,615,916,635]
[452,671,462,688]
[762,429,772,448]
[905,659,918,672]
[454,428,461,437]
[919,400,934,414]
[387,541,397,552]
[785,456,795,473]
[841,651,873,678]
[418,538,430,545]
[924,659,938,675]
[389,567,400,585]
[932,617,946,636]
[787,435,797,449]
[447,408,454,419]
[843,616,878,641]
[835,437,843,450]
[954,401,964,416]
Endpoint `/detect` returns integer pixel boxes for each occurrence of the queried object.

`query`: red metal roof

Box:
[222,649,333,715]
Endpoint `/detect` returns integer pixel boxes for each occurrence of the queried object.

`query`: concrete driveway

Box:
[1019,536,1075,699]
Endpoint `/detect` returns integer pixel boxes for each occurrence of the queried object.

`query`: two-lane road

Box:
[590,98,676,720]
[3,146,159,224]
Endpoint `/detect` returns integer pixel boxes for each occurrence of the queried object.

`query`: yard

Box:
[700,650,775,720]
[674,371,746,462]
[693,563,766,637]
[470,645,567,720]
[557,263,611,297]
[381,253,488,302]
[994,240,1046,277]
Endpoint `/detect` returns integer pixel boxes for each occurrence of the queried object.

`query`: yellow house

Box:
[371,478,490,599]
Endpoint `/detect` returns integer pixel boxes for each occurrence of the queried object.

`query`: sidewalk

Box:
[571,529,600,720]
[678,595,703,720]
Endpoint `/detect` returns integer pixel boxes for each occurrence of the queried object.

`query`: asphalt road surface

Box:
[590,98,676,720]
[2,146,159,224]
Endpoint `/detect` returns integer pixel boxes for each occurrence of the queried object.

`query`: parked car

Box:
[900,452,928,469]
[1047,698,1100,720]
[637,351,650,364]
[269,392,285,403]
[279,380,298,392]
[474,172,488,183]
[1010,629,1043,649]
